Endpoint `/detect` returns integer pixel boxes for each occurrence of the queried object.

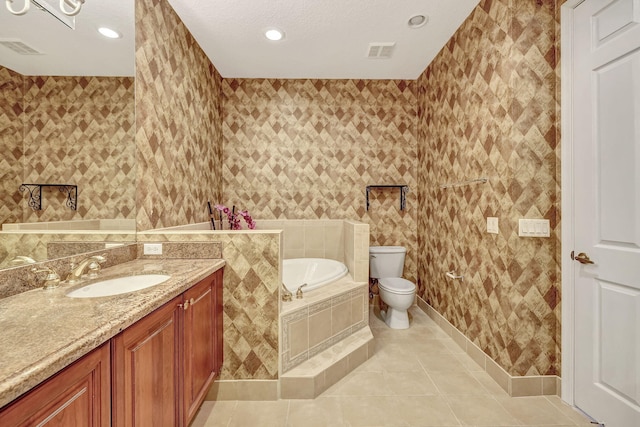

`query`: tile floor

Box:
[192,305,592,427]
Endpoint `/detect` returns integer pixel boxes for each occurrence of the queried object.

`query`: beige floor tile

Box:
[191,401,236,427]
[287,397,347,427]
[384,370,440,396]
[442,339,466,354]
[467,371,509,396]
[323,370,391,396]
[446,395,522,426]
[227,401,290,427]
[543,396,594,426]
[429,371,488,395]
[496,396,577,425]
[339,395,408,426]
[395,395,461,426]
[194,305,585,427]
[418,352,467,373]
[365,344,425,373]
[451,352,484,372]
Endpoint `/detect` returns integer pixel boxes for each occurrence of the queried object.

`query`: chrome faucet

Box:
[65,255,106,284]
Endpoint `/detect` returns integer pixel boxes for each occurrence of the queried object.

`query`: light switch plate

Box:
[487,217,499,234]
[518,219,550,237]
[143,243,163,255]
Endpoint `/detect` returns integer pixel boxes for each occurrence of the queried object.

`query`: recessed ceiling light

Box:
[265,28,285,41]
[98,27,121,39]
[408,15,428,29]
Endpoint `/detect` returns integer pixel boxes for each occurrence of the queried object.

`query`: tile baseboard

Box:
[206,379,279,401]
[417,297,561,397]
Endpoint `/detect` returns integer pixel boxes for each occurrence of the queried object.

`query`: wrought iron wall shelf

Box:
[365,185,409,211]
[19,184,77,211]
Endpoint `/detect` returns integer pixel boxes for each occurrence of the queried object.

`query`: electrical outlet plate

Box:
[487,217,499,234]
[143,243,163,255]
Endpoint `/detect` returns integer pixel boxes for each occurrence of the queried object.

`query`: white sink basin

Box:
[66,274,171,298]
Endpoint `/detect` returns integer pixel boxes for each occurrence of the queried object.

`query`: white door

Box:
[572,0,640,425]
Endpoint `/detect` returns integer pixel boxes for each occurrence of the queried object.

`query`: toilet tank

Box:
[369,246,406,278]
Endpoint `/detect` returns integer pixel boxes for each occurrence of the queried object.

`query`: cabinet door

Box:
[112,296,181,427]
[213,268,224,377]
[0,343,110,427]
[182,275,216,425]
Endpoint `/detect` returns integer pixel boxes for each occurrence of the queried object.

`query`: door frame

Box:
[560,0,586,407]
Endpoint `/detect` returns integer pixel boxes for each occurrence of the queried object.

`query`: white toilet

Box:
[369,246,416,329]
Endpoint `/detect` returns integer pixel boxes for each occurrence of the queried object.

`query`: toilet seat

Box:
[378,277,416,295]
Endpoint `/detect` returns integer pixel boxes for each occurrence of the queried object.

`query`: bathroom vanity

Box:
[0,259,224,427]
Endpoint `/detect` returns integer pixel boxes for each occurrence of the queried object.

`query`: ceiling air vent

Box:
[367,42,395,59]
[0,39,43,55]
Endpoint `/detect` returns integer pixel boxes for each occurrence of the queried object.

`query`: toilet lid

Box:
[378,277,416,294]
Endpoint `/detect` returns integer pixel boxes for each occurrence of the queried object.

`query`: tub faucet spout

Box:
[281,283,293,302]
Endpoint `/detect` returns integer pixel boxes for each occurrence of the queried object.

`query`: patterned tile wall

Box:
[0,66,23,228]
[417,0,560,376]
[135,0,223,231]
[137,231,281,380]
[1,68,134,225]
[22,75,136,222]
[222,79,418,283]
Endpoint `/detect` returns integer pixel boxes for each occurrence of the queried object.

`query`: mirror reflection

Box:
[0,1,135,269]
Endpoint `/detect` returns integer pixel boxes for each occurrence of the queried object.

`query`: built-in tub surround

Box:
[140,219,371,400]
[282,258,348,293]
[257,219,370,283]
[280,276,369,371]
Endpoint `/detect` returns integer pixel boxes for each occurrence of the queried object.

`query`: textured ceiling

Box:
[168,0,480,79]
[0,0,479,79]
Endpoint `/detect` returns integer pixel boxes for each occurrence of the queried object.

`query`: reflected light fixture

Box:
[6,0,85,16]
[98,27,121,39]
[265,28,284,41]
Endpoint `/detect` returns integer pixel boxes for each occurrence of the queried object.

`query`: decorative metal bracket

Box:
[365,185,409,211]
[19,184,77,211]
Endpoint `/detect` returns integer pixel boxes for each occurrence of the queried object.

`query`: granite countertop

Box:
[0,258,225,409]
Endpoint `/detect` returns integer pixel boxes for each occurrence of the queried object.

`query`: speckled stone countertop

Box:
[0,258,225,409]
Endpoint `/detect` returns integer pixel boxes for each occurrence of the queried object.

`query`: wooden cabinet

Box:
[0,343,111,427]
[112,295,182,427]
[0,268,223,427]
[112,269,224,427]
[182,268,223,425]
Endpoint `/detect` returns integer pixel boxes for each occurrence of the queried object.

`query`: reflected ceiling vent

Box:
[0,39,43,55]
[367,42,395,59]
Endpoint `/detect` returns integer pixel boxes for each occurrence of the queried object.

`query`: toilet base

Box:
[383,307,410,329]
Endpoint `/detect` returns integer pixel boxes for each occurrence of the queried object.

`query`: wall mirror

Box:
[0,1,135,269]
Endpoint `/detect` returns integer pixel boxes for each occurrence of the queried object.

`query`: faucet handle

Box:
[32,267,61,290]
[92,254,107,264]
[87,261,101,278]
[296,283,308,299]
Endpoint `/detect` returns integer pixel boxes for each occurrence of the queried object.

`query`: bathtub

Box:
[282,258,349,293]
